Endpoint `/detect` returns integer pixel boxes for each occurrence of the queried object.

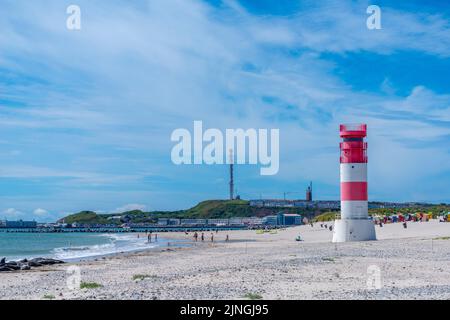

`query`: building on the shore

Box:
[277,213,302,226]
[368,202,430,209]
[262,215,278,225]
[157,218,181,226]
[156,215,301,227]
[4,220,37,229]
[107,215,123,221]
[261,213,302,226]
[207,219,229,226]
[228,218,243,225]
[180,219,207,225]
[241,217,264,225]
[250,199,298,208]
[249,199,340,209]
[315,201,341,209]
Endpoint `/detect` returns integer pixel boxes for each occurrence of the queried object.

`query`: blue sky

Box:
[0,0,450,221]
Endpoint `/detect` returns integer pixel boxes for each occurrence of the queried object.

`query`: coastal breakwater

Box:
[0,257,64,272]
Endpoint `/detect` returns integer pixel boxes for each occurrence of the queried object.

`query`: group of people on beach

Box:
[315,223,333,232]
[192,231,229,243]
[139,230,231,245]
[375,213,431,225]
[137,232,158,243]
[311,212,435,231]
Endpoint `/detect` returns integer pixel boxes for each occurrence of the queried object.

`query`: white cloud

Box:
[2,208,23,218]
[33,208,49,217]
[377,86,450,124]
[403,86,450,118]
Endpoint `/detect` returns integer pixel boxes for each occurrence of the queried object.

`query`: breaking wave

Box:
[52,233,158,260]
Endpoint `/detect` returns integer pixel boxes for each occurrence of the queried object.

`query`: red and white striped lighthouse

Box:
[332,124,376,242]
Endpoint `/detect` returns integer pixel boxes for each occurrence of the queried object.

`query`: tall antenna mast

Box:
[229,149,234,200]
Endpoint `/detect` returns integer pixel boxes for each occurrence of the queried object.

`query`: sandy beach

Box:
[1,220,449,300]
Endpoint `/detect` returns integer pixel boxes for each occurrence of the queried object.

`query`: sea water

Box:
[0,232,167,261]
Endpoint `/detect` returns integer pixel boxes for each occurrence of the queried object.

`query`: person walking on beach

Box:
[211,233,214,243]
[226,234,229,242]
[147,233,152,243]
[201,233,205,242]
[154,233,158,242]
[193,232,198,242]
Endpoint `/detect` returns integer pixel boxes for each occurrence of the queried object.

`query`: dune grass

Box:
[313,212,336,222]
[80,282,102,289]
[132,274,157,281]
[322,257,335,262]
[433,236,450,240]
[243,292,263,300]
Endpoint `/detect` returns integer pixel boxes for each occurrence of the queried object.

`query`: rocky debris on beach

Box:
[0,257,65,272]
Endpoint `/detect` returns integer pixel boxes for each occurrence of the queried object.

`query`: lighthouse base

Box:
[332,219,376,242]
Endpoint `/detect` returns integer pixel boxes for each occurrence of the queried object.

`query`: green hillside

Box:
[58,199,313,225]
[62,211,110,224]
[183,200,255,218]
